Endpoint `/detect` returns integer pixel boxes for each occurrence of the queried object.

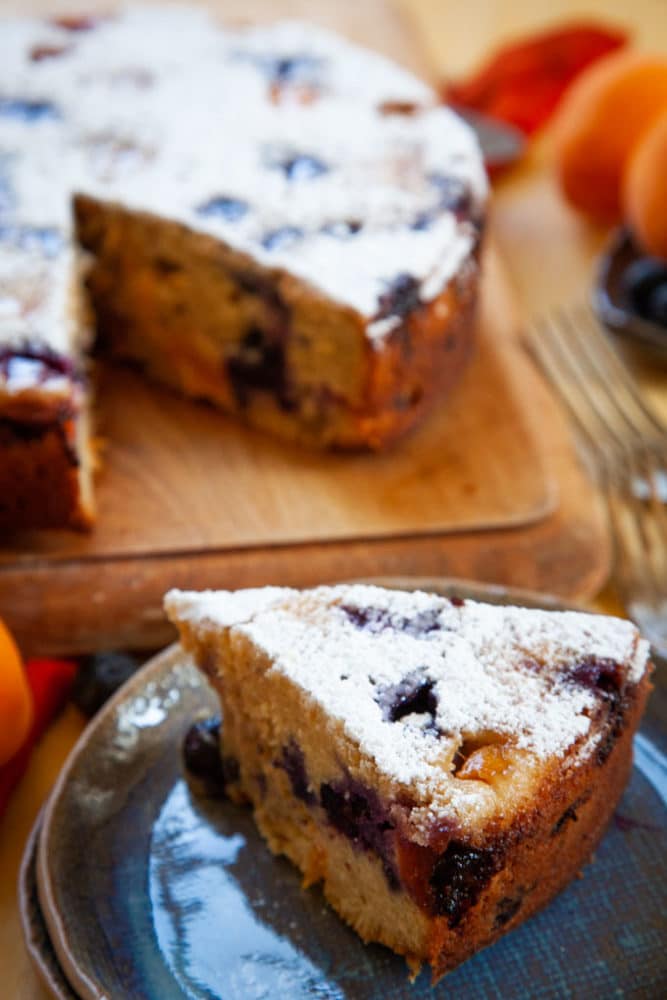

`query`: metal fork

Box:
[526,303,667,659]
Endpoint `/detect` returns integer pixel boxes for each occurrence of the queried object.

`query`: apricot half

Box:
[0,619,32,765]
[552,51,667,222]
[624,110,667,259]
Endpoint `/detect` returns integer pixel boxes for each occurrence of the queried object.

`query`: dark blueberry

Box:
[195,195,249,222]
[411,211,436,232]
[494,893,523,928]
[319,775,398,888]
[238,51,324,87]
[340,603,443,638]
[375,273,422,322]
[412,175,473,231]
[0,342,74,380]
[269,153,329,182]
[622,257,667,329]
[321,219,362,239]
[377,672,438,727]
[275,738,315,805]
[0,224,64,258]
[260,226,304,251]
[428,172,473,219]
[320,782,367,840]
[182,716,238,798]
[569,656,624,696]
[0,97,61,122]
[595,697,627,767]
[429,841,502,926]
[183,716,223,781]
[403,608,444,636]
[340,605,391,632]
[270,54,324,85]
[0,417,50,443]
[71,651,140,717]
[227,324,294,411]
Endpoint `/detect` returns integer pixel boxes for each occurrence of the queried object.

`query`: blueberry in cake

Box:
[165,583,652,980]
[0,7,487,530]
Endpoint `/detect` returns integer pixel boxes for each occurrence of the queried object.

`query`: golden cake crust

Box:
[166,583,652,980]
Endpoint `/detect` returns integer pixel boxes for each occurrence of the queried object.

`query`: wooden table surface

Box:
[1,1,665,996]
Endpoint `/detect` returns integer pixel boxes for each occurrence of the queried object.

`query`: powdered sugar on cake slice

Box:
[165,584,650,805]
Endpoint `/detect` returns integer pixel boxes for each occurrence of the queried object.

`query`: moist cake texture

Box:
[166,583,651,980]
[0,7,487,529]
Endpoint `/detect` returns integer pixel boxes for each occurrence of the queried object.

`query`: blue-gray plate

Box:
[24,580,667,999]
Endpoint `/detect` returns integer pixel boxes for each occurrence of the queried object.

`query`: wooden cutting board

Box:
[0,248,554,560]
[0,0,611,654]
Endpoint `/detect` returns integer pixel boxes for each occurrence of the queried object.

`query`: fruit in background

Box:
[444,23,628,137]
[0,619,32,765]
[71,650,140,717]
[623,111,667,259]
[0,657,78,819]
[552,51,667,222]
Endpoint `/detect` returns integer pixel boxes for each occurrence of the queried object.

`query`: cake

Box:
[165,582,652,980]
[0,7,487,531]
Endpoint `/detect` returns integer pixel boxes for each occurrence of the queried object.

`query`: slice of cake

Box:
[165,583,651,980]
[0,7,486,529]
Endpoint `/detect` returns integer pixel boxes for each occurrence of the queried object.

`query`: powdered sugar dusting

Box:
[166,584,650,801]
[165,586,292,629]
[0,6,486,364]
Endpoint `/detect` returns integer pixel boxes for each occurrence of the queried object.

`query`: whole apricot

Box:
[552,51,667,222]
[624,110,667,259]
[0,619,32,765]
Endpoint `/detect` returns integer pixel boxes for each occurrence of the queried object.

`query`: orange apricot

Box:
[0,619,33,765]
[552,51,667,222]
[624,110,667,259]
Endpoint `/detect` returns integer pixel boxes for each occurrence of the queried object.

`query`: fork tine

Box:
[527,304,667,655]
[605,457,667,649]
[641,449,667,583]
[572,305,667,443]
[528,304,667,469]
[556,307,657,457]
[530,312,624,463]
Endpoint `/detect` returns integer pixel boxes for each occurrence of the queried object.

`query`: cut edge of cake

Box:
[165,583,652,980]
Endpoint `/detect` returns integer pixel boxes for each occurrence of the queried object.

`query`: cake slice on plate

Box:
[165,583,651,979]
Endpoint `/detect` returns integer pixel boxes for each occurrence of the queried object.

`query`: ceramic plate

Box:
[26,580,667,999]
